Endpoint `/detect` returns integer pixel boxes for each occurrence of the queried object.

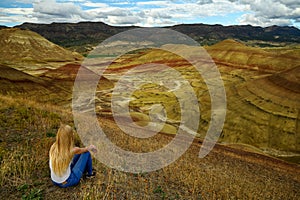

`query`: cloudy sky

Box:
[0,0,299,28]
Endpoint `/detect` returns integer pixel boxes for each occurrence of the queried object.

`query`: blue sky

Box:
[0,0,299,28]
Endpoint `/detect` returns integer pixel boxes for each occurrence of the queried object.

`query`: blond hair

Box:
[49,124,74,177]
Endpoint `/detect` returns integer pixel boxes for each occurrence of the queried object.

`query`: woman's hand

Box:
[87,145,98,153]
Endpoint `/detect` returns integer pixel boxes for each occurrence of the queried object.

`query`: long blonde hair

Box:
[49,124,74,176]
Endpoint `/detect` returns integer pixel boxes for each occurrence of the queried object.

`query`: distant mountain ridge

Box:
[15,22,300,49]
[170,24,300,44]
[16,22,135,49]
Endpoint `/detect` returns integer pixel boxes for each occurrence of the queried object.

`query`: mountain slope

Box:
[170,24,300,44]
[0,64,70,105]
[206,39,300,72]
[16,22,135,51]
[0,28,83,74]
[40,63,114,92]
[203,40,300,155]
[84,41,300,157]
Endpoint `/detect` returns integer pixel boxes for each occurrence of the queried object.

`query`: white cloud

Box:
[81,1,108,8]
[197,0,213,4]
[136,1,171,7]
[0,7,37,24]
[143,17,176,27]
[234,0,300,26]
[1,7,33,15]
[141,0,246,20]
[107,15,141,25]
[239,13,293,27]
[15,0,35,3]
[33,0,89,18]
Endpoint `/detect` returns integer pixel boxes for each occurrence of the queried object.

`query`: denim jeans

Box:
[53,151,93,188]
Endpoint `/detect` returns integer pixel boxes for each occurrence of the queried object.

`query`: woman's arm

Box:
[72,147,88,155]
[72,145,97,155]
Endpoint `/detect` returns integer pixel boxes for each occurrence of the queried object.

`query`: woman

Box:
[49,124,97,188]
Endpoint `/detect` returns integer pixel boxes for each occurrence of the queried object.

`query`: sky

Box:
[0,0,299,28]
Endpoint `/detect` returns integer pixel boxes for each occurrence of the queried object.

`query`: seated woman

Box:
[49,124,97,188]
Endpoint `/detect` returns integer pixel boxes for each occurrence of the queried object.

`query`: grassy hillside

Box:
[0,95,299,199]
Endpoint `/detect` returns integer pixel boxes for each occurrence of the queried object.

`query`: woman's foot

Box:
[86,169,96,179]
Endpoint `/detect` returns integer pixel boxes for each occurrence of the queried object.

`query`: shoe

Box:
[86,169,96,179]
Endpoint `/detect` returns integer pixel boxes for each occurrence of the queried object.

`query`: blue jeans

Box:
[53,151,93,188]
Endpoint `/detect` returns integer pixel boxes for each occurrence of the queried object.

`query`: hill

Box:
[0,28,83,74]
[206,39,300,72]
[40,63,114,92]
[86,41,300,159]
[203,40,300,156]
[268,66,300,93]
[0,64,71,105]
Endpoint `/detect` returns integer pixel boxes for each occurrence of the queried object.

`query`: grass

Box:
[0,94,299,199]
[0,95,73,198]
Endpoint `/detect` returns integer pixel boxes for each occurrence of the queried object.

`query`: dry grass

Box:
[74,118,300,200]
[0,95,72,199]
[0,94,299,199]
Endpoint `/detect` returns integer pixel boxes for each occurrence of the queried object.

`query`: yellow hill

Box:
[206,39,300,72]
[0,28,83,74]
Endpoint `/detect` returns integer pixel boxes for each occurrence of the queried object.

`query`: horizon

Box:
[0,0,299,29]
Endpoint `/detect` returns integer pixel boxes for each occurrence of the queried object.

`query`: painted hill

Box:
[41,63,89,81]
[268,66,300,93]
[0,64,70,104]
[40,63,114,91]
[83,41,300,160]
[222,66,300,154]
[206,39,300,72]
[0,28,83,74]
[0,64,46,84]
[203,40,300,156]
